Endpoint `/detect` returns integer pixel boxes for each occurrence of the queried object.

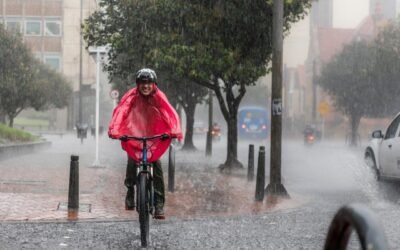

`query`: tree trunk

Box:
[350,113,361,147]
[217,87,244,172]
[181,102,197,151]
[219,115,243,171]
[8,116,14,128]
[0,113,5,124]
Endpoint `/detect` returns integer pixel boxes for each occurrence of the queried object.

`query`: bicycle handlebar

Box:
[119,133,177,142]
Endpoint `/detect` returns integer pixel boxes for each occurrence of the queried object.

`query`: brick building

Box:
[0,0,104,130]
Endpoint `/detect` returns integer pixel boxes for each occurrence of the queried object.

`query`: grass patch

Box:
[14,117,49,128]
[0,124,37,143]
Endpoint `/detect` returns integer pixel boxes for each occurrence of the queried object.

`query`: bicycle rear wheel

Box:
[139,173,150,247]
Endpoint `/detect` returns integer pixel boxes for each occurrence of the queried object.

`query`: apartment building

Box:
[0,0,100,129]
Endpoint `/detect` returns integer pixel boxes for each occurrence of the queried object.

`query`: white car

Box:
[365,112,400,181]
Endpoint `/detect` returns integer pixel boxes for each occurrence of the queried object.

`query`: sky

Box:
[333,0,369,28]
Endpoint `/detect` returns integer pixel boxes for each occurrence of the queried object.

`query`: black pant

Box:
[125,156,165,207]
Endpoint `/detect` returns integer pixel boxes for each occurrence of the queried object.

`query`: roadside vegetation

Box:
[0,24,72,127]
[0,124,36,144]
[318,20,400,146]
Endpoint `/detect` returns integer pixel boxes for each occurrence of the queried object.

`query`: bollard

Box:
[68,155,79,211]
[247,144,255,181]
[168,146,175,192]
[255,146,265,201]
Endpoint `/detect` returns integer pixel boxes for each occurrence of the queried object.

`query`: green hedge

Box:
[0,124,36,143]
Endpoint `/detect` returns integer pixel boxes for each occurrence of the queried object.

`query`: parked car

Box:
[364,112,400,181]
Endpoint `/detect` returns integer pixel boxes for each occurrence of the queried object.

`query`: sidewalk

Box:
[0,134,306,222]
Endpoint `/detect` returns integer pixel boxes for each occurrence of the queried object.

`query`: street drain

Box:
[57,202,92,212]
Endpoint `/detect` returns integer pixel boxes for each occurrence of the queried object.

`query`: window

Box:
[385,115,400,139]
[6,18,22,34]
[44,18,61,36]
[33,53,42,61]
[44,55,61,72]
[25,19,41,36]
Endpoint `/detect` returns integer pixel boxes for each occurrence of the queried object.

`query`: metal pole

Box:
[93,49,100,167]
[205,89,213,156]
[265,0,289,197]
[78,0,83,125]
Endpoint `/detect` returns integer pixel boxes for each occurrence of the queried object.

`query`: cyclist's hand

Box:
[119,135,128,142]
[160,134,170,141]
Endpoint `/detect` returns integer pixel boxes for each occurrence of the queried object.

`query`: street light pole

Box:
[78,0,83,126]
[93,49,100,167]
[88,46,107,168]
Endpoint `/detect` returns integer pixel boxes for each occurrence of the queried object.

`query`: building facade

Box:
[0,0,102,130]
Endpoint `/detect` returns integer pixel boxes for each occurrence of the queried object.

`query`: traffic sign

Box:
[110,89,119,99]
[319,101,330,116]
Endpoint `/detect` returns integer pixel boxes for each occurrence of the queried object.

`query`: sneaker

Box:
[125,188,135,210]
[154,206,165,220]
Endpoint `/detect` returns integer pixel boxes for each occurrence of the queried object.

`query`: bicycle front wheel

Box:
[139,173,150,247]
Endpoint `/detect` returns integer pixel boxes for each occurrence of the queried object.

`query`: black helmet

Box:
[135,68,157,84]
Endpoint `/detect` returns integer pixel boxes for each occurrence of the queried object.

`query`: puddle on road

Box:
[165,173,303,218]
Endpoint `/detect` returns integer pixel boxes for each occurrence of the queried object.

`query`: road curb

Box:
[0,140,51,159]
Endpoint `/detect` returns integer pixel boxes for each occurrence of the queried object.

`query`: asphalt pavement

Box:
[2,134,400,249]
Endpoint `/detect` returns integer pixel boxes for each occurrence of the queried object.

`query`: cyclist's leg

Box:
[153,160,165,218]
[124,155,137,209]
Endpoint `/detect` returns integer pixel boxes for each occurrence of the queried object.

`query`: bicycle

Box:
[119,133,174,247]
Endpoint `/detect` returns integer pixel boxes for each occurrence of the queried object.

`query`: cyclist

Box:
[108,68,182,219]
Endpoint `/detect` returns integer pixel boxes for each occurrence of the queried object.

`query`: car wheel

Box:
[364,150,380,181]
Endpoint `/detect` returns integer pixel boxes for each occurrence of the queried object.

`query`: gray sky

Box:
[333,0,369,28]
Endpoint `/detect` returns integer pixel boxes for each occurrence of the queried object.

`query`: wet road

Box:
[2,134,400,249]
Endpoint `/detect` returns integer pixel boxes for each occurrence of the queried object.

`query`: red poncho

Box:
[108,86,182,162]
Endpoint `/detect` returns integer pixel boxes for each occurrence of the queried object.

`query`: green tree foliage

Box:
[161,73,208,151]
[0,25,72,127]
[83,0,311,169]
[30,63,72,111]
[319,20,400,147]
[155,0,311,169]
[83,0,210,150]
[373,20,400,115]
[318,41,379,146]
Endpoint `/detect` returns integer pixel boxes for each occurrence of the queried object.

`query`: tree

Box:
[154,0,311,170]
[373,20,400,116]
[0,26,71,127]
[161,74,208,151]
[83,0,311,170]
[83,0,209,150]
[318,40,380,146]
[30,63,72,111]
